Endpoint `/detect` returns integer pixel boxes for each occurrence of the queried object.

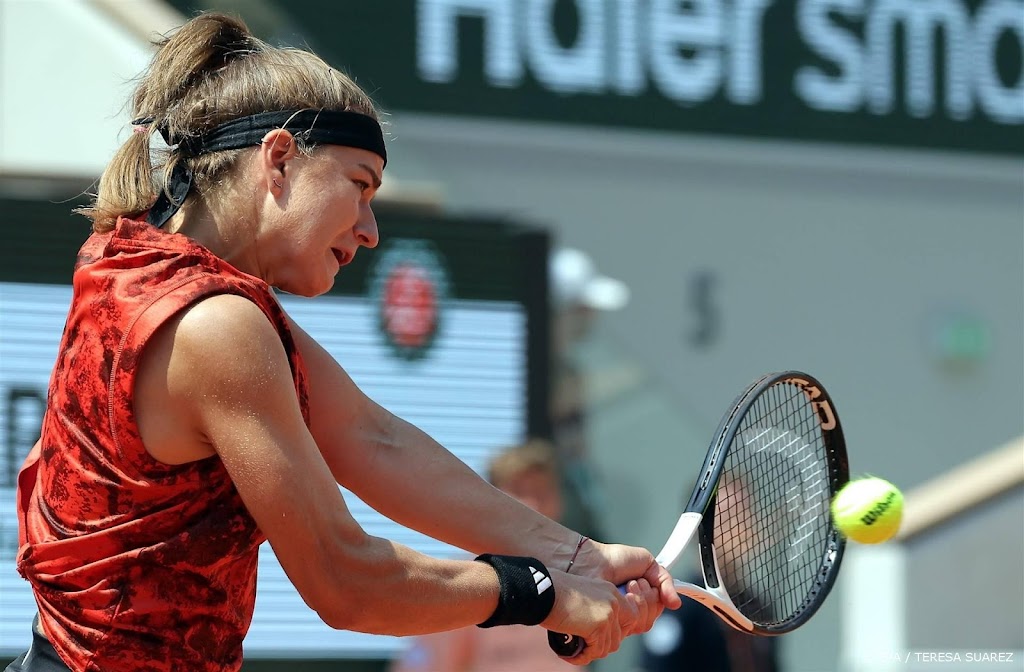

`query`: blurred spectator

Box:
[637,588,779,672]
[637,475,780,672]
[549,247,630,543]
[389,439,586,672]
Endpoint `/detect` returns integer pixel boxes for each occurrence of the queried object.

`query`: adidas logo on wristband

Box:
[530,566,552,595]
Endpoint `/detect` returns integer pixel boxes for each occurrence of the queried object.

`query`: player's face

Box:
[259,145,382,297]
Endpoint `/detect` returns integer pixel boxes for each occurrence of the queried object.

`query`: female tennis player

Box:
[6,12,679,672]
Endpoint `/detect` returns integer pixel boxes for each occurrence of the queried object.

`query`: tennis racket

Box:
[548,370,849,658]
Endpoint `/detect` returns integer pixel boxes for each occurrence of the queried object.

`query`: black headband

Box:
[139,109,386,229]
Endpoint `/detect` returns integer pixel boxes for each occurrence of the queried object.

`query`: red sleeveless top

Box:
[16,217,311,671]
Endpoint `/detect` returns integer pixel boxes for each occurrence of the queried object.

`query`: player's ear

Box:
[259,129,297,193]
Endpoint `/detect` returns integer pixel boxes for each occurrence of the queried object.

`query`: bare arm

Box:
[142,295,655,662]
[287,314,582,568]
[287,312,680,627]
[143,294,501,635]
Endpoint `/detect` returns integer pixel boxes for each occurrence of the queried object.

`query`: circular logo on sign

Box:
[368,239,450,361]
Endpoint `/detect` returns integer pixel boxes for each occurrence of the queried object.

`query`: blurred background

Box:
[1,1,1021,671]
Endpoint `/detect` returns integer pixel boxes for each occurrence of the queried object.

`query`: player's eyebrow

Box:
[358,162,382,189]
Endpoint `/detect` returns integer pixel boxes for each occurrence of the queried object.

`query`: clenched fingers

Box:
[644,561,682,611]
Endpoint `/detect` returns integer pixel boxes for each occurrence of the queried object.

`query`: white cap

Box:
[550,248,630,311]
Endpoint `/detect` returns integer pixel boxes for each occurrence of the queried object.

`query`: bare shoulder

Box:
[136,293,294,464]
[175,293,281,353]
[169,293,297,403]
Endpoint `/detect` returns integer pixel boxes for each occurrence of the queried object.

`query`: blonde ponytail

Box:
[82,127,155,232]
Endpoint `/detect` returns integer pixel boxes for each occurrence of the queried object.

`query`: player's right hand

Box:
[571,540,682,627]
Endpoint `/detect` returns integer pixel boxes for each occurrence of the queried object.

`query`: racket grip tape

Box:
[546,584,628,659]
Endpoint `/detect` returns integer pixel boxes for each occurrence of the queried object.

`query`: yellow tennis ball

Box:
[831,477,903,544]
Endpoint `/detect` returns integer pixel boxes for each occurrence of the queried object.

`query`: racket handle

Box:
[548,630,585,658]
[547,584,628,659]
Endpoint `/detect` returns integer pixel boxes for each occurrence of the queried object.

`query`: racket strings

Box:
[713,382,834,627]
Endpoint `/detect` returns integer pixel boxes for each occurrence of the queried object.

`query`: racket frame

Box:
[659,371,850,636]
[548,370,849,657]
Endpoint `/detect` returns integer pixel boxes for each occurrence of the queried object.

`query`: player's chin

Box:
[282,272,336,298]
[311,273,337,297]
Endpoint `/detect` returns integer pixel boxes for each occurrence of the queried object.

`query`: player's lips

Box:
[332,248,351,267]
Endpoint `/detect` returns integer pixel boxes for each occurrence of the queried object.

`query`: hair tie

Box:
[565,535,589,574]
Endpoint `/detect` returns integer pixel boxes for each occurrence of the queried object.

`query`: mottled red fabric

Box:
[16,217,310,672]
